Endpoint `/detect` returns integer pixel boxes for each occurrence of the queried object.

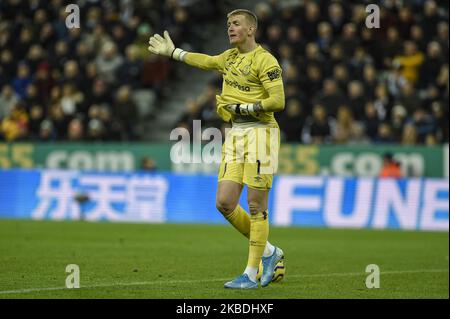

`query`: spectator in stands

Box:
[95,42,124,86]
[278,44,295,71]
[284,65,300,88]
[111,24,130,55]
[333,106,356,144]
[278,99,305,142]
[39,22,57,51]
[265,24,283,57]
[254,2,272,41]
[197,85,221,129]
[15,26,33,61]
[385,61,408,98]
[141,52,171,99]
[85,78,112,107]
[327,2,346,36]
[324,43,344,76]
[382,27,403,68]
[50,40,71,74]
[34,62,53,104]
[0,102,28,142]
[362,102,381,140]
[431,101,449,143]
[398,6,414,39]
[67,117,84,142]
[373,83,391,120]
[374,122,395,144]
[407,108,436,144]
[112,85,138,140]
[401,123,418,145]
[303,63,323,103]
[286,26,305,58]
[176,99,201,137]
[0,85,19,120]
[87,118,106,142]
[48,103,68,139]
[337,23,360,58]
[117,45,143,89]
[303,1,320,40]
[302,104,334,145]
[347,122,370,145]
[421,0,441,37]
[316,22,333,55]
[304,42,324,67]
[347,80,367,119]
[435,21,449,57]
[351,4,366,29]
[61,60,84,89]
[60,83,83,117]
[75,42,93,73]
[410,25,427,52]
[316,78,347,117]
[418,41,445,89]
[396,82,421,114]
[350,47,373,79]
[28,104,44,140]
[393,41,425,85]
[0,50,15,82]
[26,44,45,74]
[24,83,42,108]
[38,119,56,142]
[12,63,32,100]
[390,104,408,142]
[436,63,449,97]
[333,63,351,92]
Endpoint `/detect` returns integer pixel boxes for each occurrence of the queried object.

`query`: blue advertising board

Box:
[0,169,448,231]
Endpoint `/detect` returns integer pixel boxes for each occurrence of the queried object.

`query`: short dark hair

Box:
[227,9,258,29]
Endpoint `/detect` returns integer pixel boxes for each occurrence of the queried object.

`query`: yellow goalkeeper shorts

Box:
[218,125,280,190]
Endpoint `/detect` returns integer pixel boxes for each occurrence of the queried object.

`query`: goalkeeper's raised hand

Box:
[225,102,263,117]
[148,31,186,61]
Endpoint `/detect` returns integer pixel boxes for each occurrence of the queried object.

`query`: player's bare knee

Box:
[216,198,236,216]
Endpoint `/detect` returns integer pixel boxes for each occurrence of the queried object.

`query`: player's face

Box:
[227,15,252,45]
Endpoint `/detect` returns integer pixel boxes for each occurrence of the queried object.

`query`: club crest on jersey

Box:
[267,67,281,81]
[241,64,251,76]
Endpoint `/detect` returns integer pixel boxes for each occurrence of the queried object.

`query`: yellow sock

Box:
[247,210,269,268]
[225,205,250,238]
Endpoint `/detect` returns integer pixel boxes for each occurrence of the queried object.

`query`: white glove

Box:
[148,31,186,61]
[225,102,263,117]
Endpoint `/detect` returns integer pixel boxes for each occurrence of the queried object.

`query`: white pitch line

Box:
[0,269,447,295]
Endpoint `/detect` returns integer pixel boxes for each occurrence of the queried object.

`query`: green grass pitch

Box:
[0,219,448,299]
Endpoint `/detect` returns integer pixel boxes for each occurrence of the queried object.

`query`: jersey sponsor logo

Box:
[224,78,251,92]
[267,67,282,81]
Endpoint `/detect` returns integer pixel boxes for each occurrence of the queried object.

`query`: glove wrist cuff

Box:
[172,48,187,61]
[245,102,262,113]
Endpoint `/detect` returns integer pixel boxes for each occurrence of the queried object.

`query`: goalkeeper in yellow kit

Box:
[148,9,285,289]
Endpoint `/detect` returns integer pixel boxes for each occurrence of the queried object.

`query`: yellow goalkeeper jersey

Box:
[184,45,284,127]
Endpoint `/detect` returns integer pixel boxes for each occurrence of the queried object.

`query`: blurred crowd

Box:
[1,0,448,146]
[179,0,449,145]
[0,0,220,142]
